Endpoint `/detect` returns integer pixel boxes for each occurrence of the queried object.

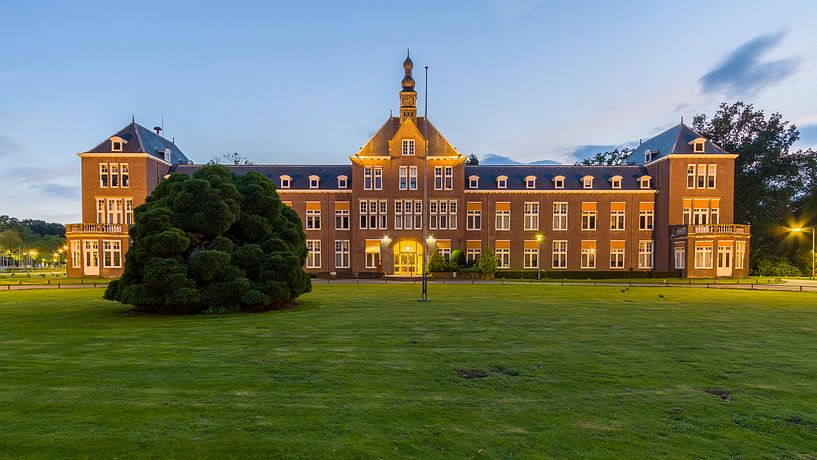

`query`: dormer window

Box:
[582,175,594,189]
[644,150,654,163]
[279,175,291,189]
[337,175,348,189]
[525,175,536,189]
[468,175,479,189]
[694,140,705,153]
[402,139,415,156]
[497,175,508,189]
[553,175,565,189]
[164,148,172,163]
[110,136,126,152]
[610,175,622,189]
[640,175,651,189]
[309,175,320,189]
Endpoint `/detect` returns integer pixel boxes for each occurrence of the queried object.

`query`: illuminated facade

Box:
[66,54,750,279]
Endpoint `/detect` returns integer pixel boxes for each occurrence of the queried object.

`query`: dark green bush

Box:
[449,249,466,269]
[427,249,448,273]
[103,165,311,313]
[752,257,804,277]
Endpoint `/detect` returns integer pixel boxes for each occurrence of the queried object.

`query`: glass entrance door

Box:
[83,240,99,276]
[396,253,417,274]
[717,245,733,277]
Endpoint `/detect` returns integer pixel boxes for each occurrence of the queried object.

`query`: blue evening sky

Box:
[2,0,817,222]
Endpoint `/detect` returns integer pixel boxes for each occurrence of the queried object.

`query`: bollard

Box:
[58,283,60,289]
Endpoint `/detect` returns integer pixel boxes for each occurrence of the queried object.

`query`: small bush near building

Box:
[104,165,311,314]
[427,249,448,273]
[752,257,804,277]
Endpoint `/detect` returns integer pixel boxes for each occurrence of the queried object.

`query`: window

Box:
[373,167,383,190]
[611,176,622,189]
[306,204,321,230]
[693,206,708,225]
[639,202,654,230]
[687,165,696,189]
[525,176,536,189]
[466,203,482,230]
[638,240,653,269]
[409,166,418,189]
[707,164,717,188]
[497,175,508,189]
[524,202,539,231]
[102,240,122,268]
[674,246,685,269]
[697,164,706,188]
[434,167,443,190]
[335,203,350,230]
[359,200,387,230]
[552,240,567,269]
[553,176,565,189]
[683,204,691,225]
[334,240,350,269]
[280,175,291,189]
[430,200,457,230]
[163,148,171,163]
[495,203,510,231]
[111,140,123,152]
[735,241,746,269]
[399,166,408,190]
[495,246,510,269]
[309,175,320,189]
[524,242,539,269]
[306,240,321,269]
[402,139,415,156]
[100,163,109,188]
[582,176,594,189]
[395,200,422,229]
[610,203,625,231]
[610,241,625,269]
[444,166,453,190]
[581,241,596,269]
[694,140,705,153]
[71,240,81,268]
[466,242,481,264]
[431,165,453,191]
[125,199,133,225]
[120,164,129,188]
[469,175,479,189]
[640,176,651,189]
[581,202,597,231]
[694,244,713,269]
[553,202,568,231]
[96,198,105,223]
[364,168,373,190]
[645,151,653,163]
[365,239,381,269]
[107,198,122,224]
[337,175,348,189]
[110,164,119,187]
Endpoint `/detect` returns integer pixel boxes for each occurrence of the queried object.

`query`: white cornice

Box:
[78,152,172,167]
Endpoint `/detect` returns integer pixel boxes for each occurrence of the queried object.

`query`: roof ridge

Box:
[132,121,146,153]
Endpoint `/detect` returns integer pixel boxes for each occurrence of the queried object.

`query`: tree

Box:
[207,152,253,165]
[693,102,817,266]
[104,164,311,314]
[476,249,498,276]
[427,249,447,272]
[577,148,633,165]
[465,153,479,165]
[0,230,22,252]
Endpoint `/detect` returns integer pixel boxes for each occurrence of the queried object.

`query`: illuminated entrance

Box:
[393,239,423,275]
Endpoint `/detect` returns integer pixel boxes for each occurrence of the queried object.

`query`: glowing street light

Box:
[790,227,815,280]
[535,233,544,280]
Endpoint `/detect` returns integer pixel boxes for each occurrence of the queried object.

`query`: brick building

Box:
[66,54,750,279]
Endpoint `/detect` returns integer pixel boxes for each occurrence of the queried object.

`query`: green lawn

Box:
[2,285,817,458]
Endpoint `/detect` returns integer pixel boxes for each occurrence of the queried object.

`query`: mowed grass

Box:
[1,286,817,458]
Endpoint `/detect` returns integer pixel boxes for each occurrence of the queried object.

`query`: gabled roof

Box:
[464,165,650,191]
[172,164,352,190]
[355,116,459,157]
[626,123,729,165]
[86,121,190,165]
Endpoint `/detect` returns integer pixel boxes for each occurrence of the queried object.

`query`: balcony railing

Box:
[66,223,130,234]
[671,224,751,237]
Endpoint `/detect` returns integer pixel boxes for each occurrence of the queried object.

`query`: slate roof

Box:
[356,116,459,157]
[87,121,191,165]
[626,123,729,165]
[172,164,352,190]
[464,165,650,190]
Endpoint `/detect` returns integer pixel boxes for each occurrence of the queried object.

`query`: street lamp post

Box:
[791,227,815,280]
[535,233,544,280]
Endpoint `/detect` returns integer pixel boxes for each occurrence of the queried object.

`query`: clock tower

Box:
[399,50,417,121]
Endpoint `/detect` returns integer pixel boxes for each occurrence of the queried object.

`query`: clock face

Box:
[402,95,415,105]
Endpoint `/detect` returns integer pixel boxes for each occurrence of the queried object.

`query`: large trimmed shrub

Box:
[104,165,311,313]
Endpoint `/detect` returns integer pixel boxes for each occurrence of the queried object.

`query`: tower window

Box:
[402,139,415,156]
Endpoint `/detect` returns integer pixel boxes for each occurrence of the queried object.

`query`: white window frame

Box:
[524,202,539,231]
[469,176,479,189]
[610,246,625,269]
[125,199,134,225]
[99,163,109,188]
[495,207,510,231]
[553,202,568,231]
[309,176,320,189]
[582,176,594,189]
[552,240,567,269]
[120,163,129,188]
[334,240,350,269]
[497,175,508,189]
[306,208,321,230]
[610,207,625,231]
[674,246,686,269]
[638,240,654,269]
[373,166,383,190]
[553,176,565,189]
[279,175,291,189]
[444,166,453,190]
[337,176,348,189]
[363,168,373,190]
[335,206,350,230]
[399,166,408,190]
[306,240,321,269]
[466,207,481,231]
[434,166,443,190]
[707,164,717,188]
[581,209,597,231]
[639,209,654,231]
[694,244,714,269]
[409,166,418,190]
[102,240,122,268]
[110,163,120,188]
[524,248,539,269]
[581,243,596,269]
[611,177,622,189]
[402,139,415,156]
[640,176,651,189]
[735,241,746,269]
[495,248,510,269]
[71,240,82,268]
[687,165,696,189]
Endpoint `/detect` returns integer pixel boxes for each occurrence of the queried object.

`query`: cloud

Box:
[0,134,26,158]
[30,183,80,199]
[700,30,800,97]
[480,153,560,165]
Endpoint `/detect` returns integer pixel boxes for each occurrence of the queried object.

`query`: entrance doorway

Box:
[83,240,99,276]
[392,239,423,275]
[717,243,733,277]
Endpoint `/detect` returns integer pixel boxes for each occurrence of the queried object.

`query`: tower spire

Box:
[399,50,417,121]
